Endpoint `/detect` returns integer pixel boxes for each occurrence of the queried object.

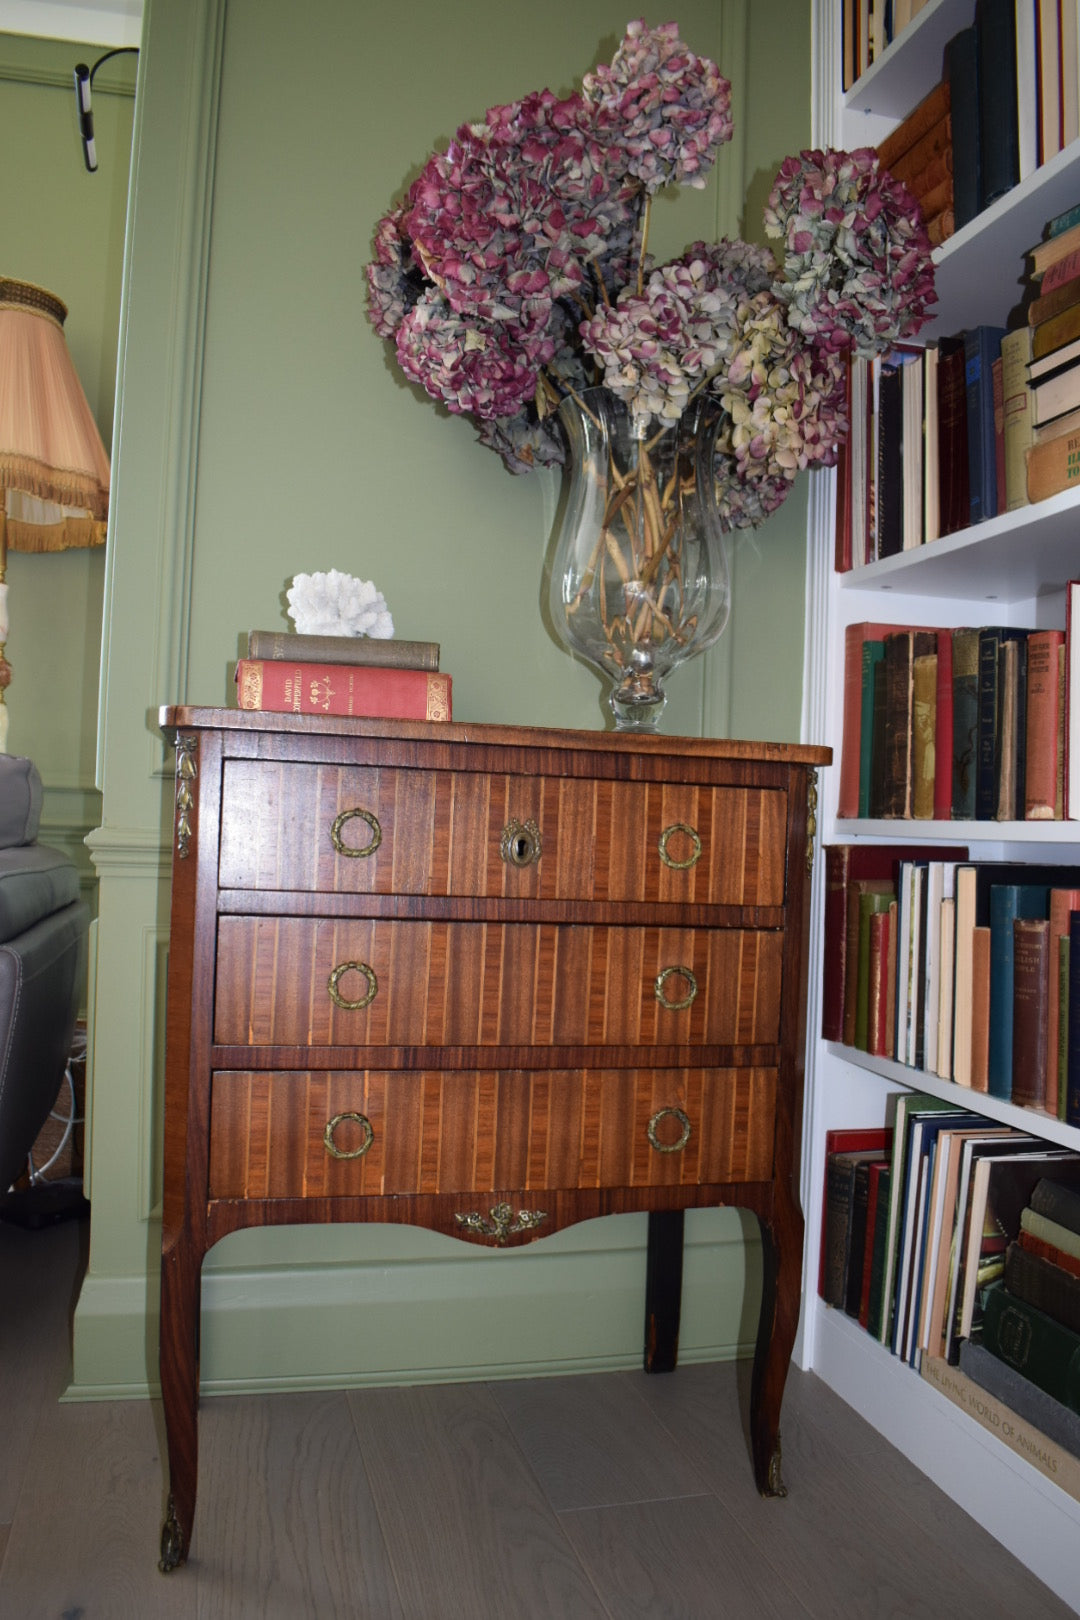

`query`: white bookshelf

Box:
[801,5,1080,1612]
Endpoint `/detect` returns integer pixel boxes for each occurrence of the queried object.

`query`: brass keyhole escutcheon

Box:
[658,822,702,870]
[327,960,378,1010]
[330,807,382,858]
[500,817,541,868]
[647,1106,692,1154]
[323,1111,374,1161]
[654,964,698,1011]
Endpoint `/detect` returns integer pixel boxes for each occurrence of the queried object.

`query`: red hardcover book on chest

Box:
[235,659,452,721]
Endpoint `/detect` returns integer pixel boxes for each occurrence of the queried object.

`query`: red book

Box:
[1019,1227,1080,1279]
[1047,887,1080,1113]
[1025,628,1065,820]
[235,659,452,721]
[933,629,955,821]
[1041,245,1080,293]
[867,908,892,1058]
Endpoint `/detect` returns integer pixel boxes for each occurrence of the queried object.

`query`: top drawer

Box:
[218,760,788,905]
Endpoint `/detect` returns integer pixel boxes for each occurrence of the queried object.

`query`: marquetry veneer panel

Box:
[217,761,788,906]
[207,1067,779,1200]
[213,917,784,1048]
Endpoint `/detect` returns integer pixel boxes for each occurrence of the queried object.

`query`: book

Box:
[971,924,991,1090]
[1025,421,1080,500]
[951,626,981,818]
[879,1095,972,1348]
[1067,581,1080,818]
[1000,325,1034,511]
[1070,910,1080,1124]
[859,1157,889,1327]
[1005,1240,1080,1334]
[975,0,1019,209]
[859,639,886,816]
[1021,1203,1080,1260]
[866,1164,893,1338]
[933,628,953,820]
[883,629,937,818]
[897,1108,986,1359]
[953,1141,1067,1353]
[988,880,1050,1098]
[246,630,440,671]
[818,1126,891,1297]
[855,887,894,1049]
[845,1152,889,1316]
[911,646,937,818]
[867,908,892,1058]
[964,326,1008,523]
[937,334,970,535]
[1031,300,1080,361]
[1037,0,1062,165]
[877,78,951,170]
[821,844,967,1044]
[981,1281,1080,1413]
[923,344,941,544]
[843,876,894,1047]
[1028,269,1080,327]
[1060,930,1072,1117]
[1024,630,1065,817]
[924,1125,1013,1358]
[1032,1175,1080,1235]
[1031,358,1080,426]
[823,1147,886,1307]
[953,864,978,1087]
[1020,1224,1080,1278]
[234,659,453,721]
[839,622,921,817]
[993,634,1022,821]
[1011,916,1050,1108]
[945,26,981,231]
[929,1349,1080,1498]
[937,893,956,1079]
[1047,891,1080,1114]
[1014,0,1039,183]
[1043,245,1080,294]
[875,356,905,558]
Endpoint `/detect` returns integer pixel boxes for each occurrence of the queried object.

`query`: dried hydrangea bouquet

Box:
[366,19,935,729]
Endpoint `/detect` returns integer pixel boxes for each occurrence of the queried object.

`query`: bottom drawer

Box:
[208,1067,777,1200]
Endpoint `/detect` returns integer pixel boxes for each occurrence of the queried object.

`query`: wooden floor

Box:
[0,1215,1074,1620]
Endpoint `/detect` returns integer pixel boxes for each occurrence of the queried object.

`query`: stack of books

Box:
[841,0,933,92]
[234,630,451,721]
[824,846,1080,1121]
[822,1111,1080,1500]
[877,78,954,248]
[838,618,1074,828]
[1023,209,1080,501]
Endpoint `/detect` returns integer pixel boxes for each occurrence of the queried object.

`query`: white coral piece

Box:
[285,570,395,638]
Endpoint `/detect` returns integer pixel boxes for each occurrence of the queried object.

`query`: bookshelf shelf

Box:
[825,1041,1080,1148]
[805,5,1080,1611]
[835,818,1080,843]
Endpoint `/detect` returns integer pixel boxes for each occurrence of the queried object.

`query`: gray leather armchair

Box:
[0,756,88,1195]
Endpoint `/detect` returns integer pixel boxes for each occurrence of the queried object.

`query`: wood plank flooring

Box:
[0,1215,1074,1619]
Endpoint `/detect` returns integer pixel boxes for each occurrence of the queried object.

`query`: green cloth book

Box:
[981,1281,1080,1414]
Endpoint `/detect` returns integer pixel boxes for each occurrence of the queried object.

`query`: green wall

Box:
[74,0,812,1399]
[0,33,134,900]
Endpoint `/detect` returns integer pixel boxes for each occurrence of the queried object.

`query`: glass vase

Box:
[549,387,731,731]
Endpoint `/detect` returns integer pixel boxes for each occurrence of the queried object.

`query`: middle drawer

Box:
[214,917,783,1048]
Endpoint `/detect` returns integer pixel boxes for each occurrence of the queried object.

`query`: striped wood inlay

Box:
[218,761,787,906]
[207,1067,778,1199]
[214,917,784,1048]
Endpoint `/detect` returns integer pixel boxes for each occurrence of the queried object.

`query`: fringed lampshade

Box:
[0,278,110,747]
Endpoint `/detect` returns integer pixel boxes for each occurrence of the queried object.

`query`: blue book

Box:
[975,0,1019,209]
[988,882,1050,1099]
[964,326,1007,525]
[946,27,981,230]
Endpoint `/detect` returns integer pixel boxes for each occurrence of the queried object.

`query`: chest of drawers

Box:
[156,708,828,1571]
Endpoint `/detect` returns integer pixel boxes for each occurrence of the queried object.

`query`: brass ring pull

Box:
[500,817,541,867]
[658,822,702,870]
[647,1107,692,1154]
[330,807,382,858]
[327,960,378,1010]
[324,1111,374,1160]
[654,964,697,1011]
